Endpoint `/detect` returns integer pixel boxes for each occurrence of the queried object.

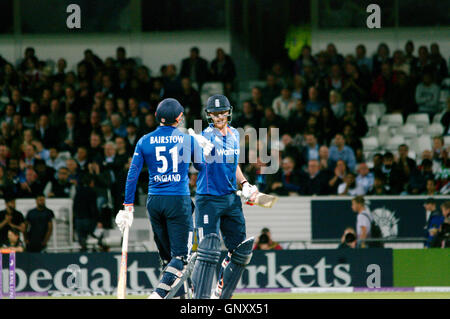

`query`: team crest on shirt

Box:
[366,201,400,238]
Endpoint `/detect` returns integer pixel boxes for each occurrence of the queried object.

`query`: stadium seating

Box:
[361,136,379,152]
[380,113,403,127]
[201,81,224,95]
[406,113,430,128]
[366,102,386,120]
[385,135,406,152]
[410,135,433,156]
[426,123,444,136]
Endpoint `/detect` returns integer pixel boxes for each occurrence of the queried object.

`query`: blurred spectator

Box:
[0,196,25,246]
[372,43,391,77]
[371,62,394,102]
[179,77,202,122]
[234,100,261,129]
[300,159,329,195]
[287,99,308,136]
[340,101,368,138]
[415,72,440,119]
[317,106,338,145]
[356,162,374,194]
[392,50,410,76]
[328,90,345,119]
[341,62,370,106]
[342,124,363,163]
[180,47,210,91]
[45,147,66,171]
[261,74,282,107]
[423,198,443,248]
[253,228,282,250]
[292,74,307,101]
[368,173,391,195]
[17,168,44,198]
[272,86,296,120]
[210,48,236,95]
[43,167,75,198]
[305,86,323,116]
[327,159,347,194]
[404,40,418,69]
[386,70,416,116]
[329,133,356,172]
[75,146,89,172]
[430,201,450,248]
[338,172,365,196]
[397,144,417,180]
[326,43,344,66]
[265,156,301,196]
[301,133,320,166]
[25,194,54,252]
[374,152,406,194]
[73,174,100,252]
[318,145,332,171]
[2,229,25,252]
[355,44,373,76]
[429,43,448,84]
[294,45,317,76]
[423,178,439,196]
[163,64,182,98]
[260,107,285,132]
[338,227,357,249]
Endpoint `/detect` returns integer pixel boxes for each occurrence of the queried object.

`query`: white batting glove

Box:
[241,181,258,201]
[188,128,214,157]
[115,205,134,234]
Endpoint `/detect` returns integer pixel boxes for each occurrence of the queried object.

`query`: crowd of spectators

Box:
[0,40,448,250]
[239,41,449,197]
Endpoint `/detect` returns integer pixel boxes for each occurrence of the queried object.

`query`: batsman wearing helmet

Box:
[189,94,259,299]
[116,98,210,299]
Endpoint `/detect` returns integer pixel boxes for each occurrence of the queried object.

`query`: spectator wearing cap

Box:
[272,86,296,120]
[0,196,25,246]
[329,133,356,172]
[25,194,54,252]
[180,47,210,91]
[423,198,444,248]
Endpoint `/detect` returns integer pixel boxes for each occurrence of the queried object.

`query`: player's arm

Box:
[116,140,144,232]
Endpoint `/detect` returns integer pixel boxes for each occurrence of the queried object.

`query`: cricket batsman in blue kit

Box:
[115,98,212,299]
[189,94,259,299]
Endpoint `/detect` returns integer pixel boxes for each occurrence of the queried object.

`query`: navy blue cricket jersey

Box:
[124,126,203,204]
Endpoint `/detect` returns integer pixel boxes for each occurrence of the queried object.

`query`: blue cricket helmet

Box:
[155,98,184,125]
[205,94,233,124]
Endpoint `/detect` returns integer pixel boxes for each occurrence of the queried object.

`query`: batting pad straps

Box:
[231,237,255,265]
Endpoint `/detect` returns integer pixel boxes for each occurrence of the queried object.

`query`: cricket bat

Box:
[236,191,278,208]
[117,225,129,299]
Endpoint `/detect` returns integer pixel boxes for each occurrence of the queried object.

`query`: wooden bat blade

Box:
[117,226,129,299]
[237,191,278,208]
[252,193,278,208]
